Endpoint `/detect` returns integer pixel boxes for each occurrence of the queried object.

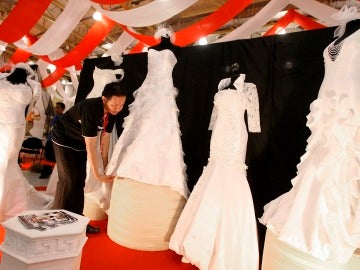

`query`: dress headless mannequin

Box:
[0,65,53,222]
[106,33,188,251]
[170,74,260,270]
[260,17,360,264]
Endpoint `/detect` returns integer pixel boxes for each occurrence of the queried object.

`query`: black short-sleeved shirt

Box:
[52,97,117,151]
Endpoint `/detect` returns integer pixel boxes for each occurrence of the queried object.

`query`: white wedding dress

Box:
[0,66,53,223]
[260,28,360,263]
[106,49,189,199]
[169,75,261,270]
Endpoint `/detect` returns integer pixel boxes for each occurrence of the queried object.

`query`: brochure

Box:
[18,211,77,231]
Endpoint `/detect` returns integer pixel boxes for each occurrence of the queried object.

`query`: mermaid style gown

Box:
[260,28,360,263]
[169,75,261,270]
[106,49,189,199]
[0,68,53,222]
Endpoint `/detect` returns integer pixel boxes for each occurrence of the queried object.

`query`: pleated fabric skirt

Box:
[262,229,360,270]
[107,177,186,251]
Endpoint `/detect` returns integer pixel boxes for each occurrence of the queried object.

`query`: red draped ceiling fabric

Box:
[0,35,67,87]
[41,67,67,88]
[0,35,37,72]
[0,0,325,86]
[40,16,114,87]
[90,0,128,4]
[0,0,52,43]
[123,0,253,53]
[264,9,325,36]
[41,16,115,68]
[2,17,114,87]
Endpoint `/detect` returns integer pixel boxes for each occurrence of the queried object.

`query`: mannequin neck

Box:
[6,68,28,84]
[335,19,360,45]
[150,37,180,55]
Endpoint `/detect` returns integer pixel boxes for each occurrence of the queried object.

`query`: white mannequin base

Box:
[262,229,360,270]
[107,177,186,251]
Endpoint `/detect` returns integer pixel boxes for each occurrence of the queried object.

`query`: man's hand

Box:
[96,174,115,183]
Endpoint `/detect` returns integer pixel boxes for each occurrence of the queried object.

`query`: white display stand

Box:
[262,229,360,270]
[107,177,186,251]
[0,210,89,270]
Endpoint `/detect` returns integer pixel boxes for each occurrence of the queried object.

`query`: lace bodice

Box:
[209,75,260,164]
[146,49,177,80]
[0,80,33,125]
[131,49,178,103]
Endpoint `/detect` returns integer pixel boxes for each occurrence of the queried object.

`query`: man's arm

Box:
[100,132,111,169]
[84,136,114,183]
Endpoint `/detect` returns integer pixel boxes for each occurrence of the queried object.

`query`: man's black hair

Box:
[56,101,65,110]
[102,82,127,99]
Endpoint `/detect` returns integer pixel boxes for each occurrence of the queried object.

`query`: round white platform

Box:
[262,229,360,270]
[107,177,186,251]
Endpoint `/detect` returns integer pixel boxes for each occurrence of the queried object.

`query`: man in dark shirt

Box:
[51,82,127,234]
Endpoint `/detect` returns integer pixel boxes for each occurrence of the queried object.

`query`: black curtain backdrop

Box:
[76,27,336,255]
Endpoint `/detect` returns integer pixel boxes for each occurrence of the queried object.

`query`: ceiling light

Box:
[47,64,56,73]
[93,11,102,21]
[101,43,112,50]
[276,27,286,35]
[198,37,208,45]
[21,36,30,45]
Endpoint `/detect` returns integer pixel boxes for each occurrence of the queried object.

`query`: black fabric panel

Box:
[76,27,336,255]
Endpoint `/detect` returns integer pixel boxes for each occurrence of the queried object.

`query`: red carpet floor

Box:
[0,220,198,270]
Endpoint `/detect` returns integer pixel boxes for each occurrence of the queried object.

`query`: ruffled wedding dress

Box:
[0,66,53,222]
[106,49,189,198]
[105,48,188,251]
[169,75,261,270]
[260,27,360,263]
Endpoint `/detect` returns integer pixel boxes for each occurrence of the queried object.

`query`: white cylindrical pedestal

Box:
[107,177,186,251]
[262,229,360,270]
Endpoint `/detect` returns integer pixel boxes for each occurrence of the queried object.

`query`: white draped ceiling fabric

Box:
[14,0,92,56]
[106,31,135,65]
[92,0,199,27]
[37,59,76,110]
[0,0,341,89]
[216,0,339,42]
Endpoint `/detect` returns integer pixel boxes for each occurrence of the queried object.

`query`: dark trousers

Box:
[52,142,87,215]
[40,138,56,176]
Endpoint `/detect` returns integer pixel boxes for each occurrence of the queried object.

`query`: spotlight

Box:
[93,11,102,21]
